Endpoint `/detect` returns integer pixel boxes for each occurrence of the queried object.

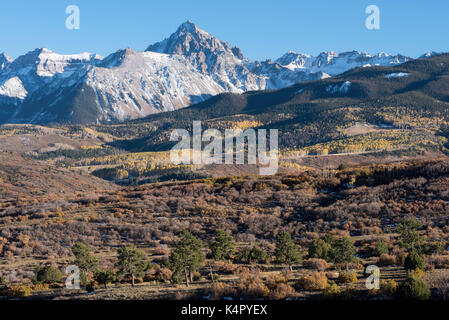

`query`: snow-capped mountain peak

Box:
[147,20,236,57]
[146,21,245,76]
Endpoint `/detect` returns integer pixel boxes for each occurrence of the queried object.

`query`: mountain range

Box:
[101,52,449,154]
[0,21,419,125]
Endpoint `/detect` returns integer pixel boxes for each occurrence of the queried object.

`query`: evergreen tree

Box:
[398,277,430,300]
[275,232,302,270]
[308,238,331,260]
[71,242,99,286]
[404,250,425,271]
[94,270,116,289]
[115,246,146,287]
[169,231,205,286]
[32,265,63,285]
[237,246,269,264]
[72,242,99,272]
[397,218,423,252]
[209,229,235,260]
[375,240,389,256]
[328,237,357,264]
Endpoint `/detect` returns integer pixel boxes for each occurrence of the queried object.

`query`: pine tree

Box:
[275,232,302,271]
[71,242,99,286]
[169,231,205,286]
[94,270,116,289]
[209,229,235,260]
[115,246,146,287]
[72,242,99,272]
[397,218,423,252]
[308,238,331,260]
[328,237,357,265]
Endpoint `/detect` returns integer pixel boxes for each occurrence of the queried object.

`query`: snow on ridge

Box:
[326,81,352,94]
[420,52,443,59]
[385,72,409,79]
[34,48,102,77]
[275,50,410,76]
[0,52,13,70]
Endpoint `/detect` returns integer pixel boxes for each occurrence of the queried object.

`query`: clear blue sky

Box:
[1,0,448,60]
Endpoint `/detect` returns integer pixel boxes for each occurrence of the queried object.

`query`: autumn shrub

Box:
[391,248,407,266]
[156,268,173,283]
[237,271,269,298]
[268,282,295,300]
[7,285,33,298]
[377,254,396,266]
[265,273,294,301]
[32,283,50,291]
[211,261,236,274]
[323,283,340,299]
[235,266,251,275]
[207,282,235,300]
[380,279,398,296]
[426,254,449,269]
[338,271,358,284]
[303,258,330,271]
[295,272,328,291]
[266,273,288,289]
[407,268,425,279]
[339,285,358,300]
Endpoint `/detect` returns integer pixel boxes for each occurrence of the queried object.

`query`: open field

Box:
[1,153,449,300]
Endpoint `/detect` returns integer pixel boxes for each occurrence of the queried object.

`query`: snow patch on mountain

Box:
[385,72,409,78]
[0,53,12,71]
[420,52,443,59]
[0,77,27,99]
[276,51,410,76]
[326,81,352,94]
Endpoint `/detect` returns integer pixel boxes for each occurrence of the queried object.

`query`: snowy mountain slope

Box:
[84,49,228,121]
[0,48,101,102]
[2,48,231,124]
[0,21,414,124]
